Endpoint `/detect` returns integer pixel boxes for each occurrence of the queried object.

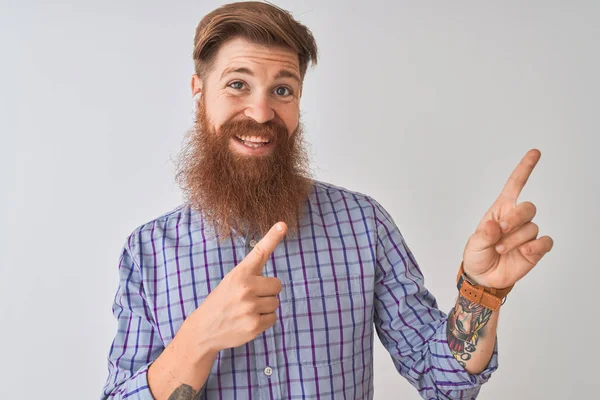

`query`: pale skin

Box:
[193,37,301,142]
[456,148,554,373]
[147,37,554,398]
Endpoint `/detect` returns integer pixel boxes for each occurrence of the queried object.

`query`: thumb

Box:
[466,219,503,252]
[237,222,288,276]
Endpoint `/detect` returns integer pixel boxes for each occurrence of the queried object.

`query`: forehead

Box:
[210,37,300,76]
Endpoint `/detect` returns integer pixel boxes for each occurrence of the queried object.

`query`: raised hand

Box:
[462,149,554,289]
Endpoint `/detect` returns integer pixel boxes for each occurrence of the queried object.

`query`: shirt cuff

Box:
[107,363,155,400]
[431,319,499,392]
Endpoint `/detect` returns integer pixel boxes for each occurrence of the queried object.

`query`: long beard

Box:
[176,98,313,239]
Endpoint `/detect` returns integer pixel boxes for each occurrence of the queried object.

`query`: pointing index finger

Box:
[240,222,288,275]
[499,149,541,201]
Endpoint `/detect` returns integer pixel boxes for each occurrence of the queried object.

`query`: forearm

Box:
[446,295,499,374]
[148,322,218,400]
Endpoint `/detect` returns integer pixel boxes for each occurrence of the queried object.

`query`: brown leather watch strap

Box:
[456,263,514,312]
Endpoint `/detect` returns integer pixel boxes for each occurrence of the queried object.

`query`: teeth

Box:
[236,135,270,143]
[244,142,265,148]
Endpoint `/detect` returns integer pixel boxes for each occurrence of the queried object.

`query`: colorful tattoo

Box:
[447,295,492,367]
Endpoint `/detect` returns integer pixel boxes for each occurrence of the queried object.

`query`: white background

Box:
[1,0,599,398]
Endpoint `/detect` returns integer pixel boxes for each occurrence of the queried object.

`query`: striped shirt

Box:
[101,180,497,399]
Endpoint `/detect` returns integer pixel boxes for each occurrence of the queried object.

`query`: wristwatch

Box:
[456,263,514,312]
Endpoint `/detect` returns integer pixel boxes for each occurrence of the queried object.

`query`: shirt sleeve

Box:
[369,198,498,400]
[100,239,163,400]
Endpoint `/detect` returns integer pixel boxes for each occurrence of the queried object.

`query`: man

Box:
[101,2,553,399]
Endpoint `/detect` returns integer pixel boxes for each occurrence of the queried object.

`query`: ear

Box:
[191,74,203,97]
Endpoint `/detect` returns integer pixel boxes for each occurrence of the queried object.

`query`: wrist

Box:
[462,269,487,287]
[149,317,218,399]
[456,262,514,312]
[177,316,221,364]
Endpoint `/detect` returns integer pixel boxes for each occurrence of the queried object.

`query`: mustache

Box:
[219,117,289,142]
[178,98,313,238]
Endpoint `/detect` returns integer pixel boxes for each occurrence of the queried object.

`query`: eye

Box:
[228,81,245,90]
[274,86,292,96]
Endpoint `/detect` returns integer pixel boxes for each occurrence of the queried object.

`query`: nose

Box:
[244,95,275,124]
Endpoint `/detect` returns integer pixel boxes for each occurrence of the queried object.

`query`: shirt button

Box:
[249,239,257,248]
[264,366,273,376]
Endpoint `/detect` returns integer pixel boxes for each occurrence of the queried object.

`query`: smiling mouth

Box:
[234,135,272,148]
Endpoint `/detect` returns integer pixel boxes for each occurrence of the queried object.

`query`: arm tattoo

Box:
[446,295,493,367]
[168,384,204,400]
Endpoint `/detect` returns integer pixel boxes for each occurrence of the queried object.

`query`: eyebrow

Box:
[220,66,301,83]
[274,69,301,83]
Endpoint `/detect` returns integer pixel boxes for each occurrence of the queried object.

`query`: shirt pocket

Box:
[279,274,368,366]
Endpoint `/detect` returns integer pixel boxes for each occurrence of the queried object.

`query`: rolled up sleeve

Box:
[369,197,498,399]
